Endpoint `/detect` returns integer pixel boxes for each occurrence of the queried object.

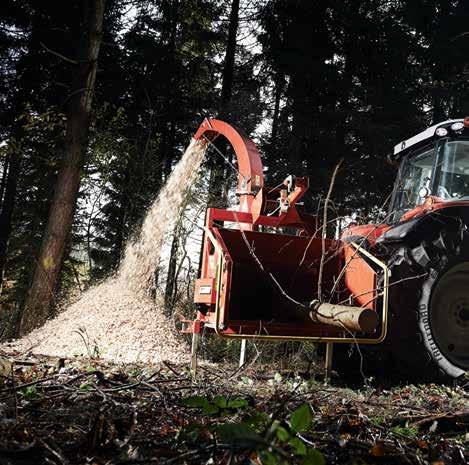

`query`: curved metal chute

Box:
[194,118,264,206]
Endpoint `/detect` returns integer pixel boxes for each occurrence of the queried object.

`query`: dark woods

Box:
[1,0,469,335]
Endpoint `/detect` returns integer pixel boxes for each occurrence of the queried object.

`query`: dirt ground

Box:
[0,351,467,465]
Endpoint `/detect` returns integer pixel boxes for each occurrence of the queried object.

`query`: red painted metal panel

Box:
[194,278,216,304]
[343,244,376,309]
[194,119,264,208]
[213,228,343,336]
[342,224,389,246]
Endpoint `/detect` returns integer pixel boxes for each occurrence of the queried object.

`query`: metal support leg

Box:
[239,339,247,368]
[190,332,200,378]
[324,342,333,385]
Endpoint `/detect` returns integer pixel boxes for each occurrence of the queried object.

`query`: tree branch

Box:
[40,42,79,65]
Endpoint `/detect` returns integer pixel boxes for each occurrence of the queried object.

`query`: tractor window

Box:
[434,140,469,200]
[392,146,435,220]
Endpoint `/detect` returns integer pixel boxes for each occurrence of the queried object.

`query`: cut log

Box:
[309,301,378,333]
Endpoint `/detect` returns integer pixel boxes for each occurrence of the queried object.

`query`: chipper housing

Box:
[184,119,389,349]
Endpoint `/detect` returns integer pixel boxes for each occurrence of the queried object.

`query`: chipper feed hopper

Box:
[184,118,469,379]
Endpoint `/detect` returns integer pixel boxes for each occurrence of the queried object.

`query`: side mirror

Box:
[418,186,430,199]
[418,177,432,200]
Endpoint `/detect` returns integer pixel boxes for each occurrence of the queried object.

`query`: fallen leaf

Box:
[369,442,386,457]
[0,356,13,378]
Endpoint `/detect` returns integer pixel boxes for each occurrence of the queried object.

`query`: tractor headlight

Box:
[435,127,448,137]
[451,122,464,132]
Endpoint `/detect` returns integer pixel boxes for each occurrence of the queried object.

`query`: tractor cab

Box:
[389,118,469,222]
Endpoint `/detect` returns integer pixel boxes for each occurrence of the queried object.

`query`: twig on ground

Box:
[0,375,56,393]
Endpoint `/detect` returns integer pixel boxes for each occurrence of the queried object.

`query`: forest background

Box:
[1,0,469,337]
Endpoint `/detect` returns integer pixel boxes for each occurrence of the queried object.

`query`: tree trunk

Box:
[0,155,10,209]
[431,65,447,124]
[0,148,21,294]
[160,0,179,180]
[21,0,105,334]
[288,71,313,170]
[208,0,240,207]
[220,0,240,115]
[270,74,283,147]
[286,1,328,185]
[164,223,180,312]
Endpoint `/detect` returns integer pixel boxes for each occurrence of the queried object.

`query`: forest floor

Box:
[0,352,468,465]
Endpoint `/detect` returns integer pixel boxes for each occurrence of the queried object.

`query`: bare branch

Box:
[318,159,343,301]
[40,42,79,65]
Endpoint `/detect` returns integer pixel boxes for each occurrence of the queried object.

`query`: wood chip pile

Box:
[4,139,207,364]
[4,279,188,363]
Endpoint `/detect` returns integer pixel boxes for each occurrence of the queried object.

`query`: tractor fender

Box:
[377,205,469,247]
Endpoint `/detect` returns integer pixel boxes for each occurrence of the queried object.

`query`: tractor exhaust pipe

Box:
[309,300,378,333]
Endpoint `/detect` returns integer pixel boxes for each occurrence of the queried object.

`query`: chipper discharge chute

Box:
[184,117,469,379]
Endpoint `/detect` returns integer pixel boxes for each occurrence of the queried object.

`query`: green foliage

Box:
[18,385,42,401]
[370,415,386,427]
[216,422,264,447]
[288,437,306,455]
[290,404,313,433]
[79,381,93,391]
[275,426,290,442]
[391,424,419,438]
[180,397,323,464]
[3,107,69,306]
[182,394,248,416]
[301,449,326,465]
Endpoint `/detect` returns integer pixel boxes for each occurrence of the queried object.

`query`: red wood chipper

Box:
[183,117,469,380]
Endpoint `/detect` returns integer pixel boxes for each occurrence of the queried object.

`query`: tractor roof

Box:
[393,118,464,159]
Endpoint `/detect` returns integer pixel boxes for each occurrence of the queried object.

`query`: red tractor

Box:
[184,117,469,379]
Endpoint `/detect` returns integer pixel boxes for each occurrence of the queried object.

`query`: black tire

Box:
[387,224,469,379]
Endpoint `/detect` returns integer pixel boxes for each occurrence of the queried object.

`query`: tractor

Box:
[183,117,469,379]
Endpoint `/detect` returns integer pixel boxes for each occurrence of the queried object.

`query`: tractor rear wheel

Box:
[387,226,469,379]
[418,261,469,376]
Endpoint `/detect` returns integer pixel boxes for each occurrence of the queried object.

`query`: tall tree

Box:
[21,0,106,333]
[220,0,240,116]
[88,0,221,279]
[206,0,240,208]
[0,135,21,293]
[0,3,37,293]
[0,2,73,307]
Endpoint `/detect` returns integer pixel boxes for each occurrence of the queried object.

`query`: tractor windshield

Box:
[434,139,469,201]
[392,145,435,220]
[391,139,469,221]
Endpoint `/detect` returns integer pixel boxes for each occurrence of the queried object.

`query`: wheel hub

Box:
[458,305,469,322]
[430,266,469,369]
[453,300,469,327]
